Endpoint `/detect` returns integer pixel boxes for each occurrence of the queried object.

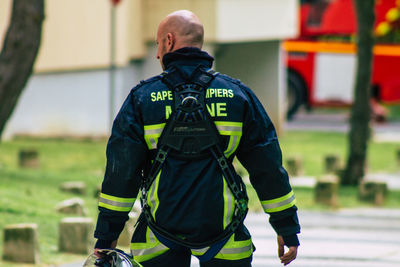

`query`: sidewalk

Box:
[248,209,400,267]
[196,209,400,267]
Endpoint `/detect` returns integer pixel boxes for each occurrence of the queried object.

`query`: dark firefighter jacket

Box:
[94,47,301,249]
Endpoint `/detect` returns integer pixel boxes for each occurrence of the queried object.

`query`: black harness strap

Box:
[140,66,248,249]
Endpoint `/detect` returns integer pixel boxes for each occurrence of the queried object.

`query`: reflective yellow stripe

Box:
[191,246,210,256]
[98,193,135,212]
[143,121,243,156]
[191,177,241,258]
[144,123,165,150]
[144,123,167,131]
[224,134,241,158]
[261,190,296,213]
[214,234,253,260]
[131,227,169,262]
[223,177,235,228]
[215,121,243,157]
[147,171,161,220]
[215,121,243,135]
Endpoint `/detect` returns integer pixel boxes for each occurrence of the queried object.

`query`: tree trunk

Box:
[0,0,45,138]
[342,0,375,185]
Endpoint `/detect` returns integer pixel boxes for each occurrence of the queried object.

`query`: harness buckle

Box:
[217,156,228,171]
[156,149,168,163]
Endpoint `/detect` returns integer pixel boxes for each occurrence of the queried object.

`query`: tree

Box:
[0,0,45,138]
[342,0,375,185]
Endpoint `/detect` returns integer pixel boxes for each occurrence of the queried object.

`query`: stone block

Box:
[118,209,140,247]
[59,217,94,254]
[60,181,87,195]
[55,198,87,216]
[359,180,388,206]
[324,154,341,174]
[2,223,40,264]
[18,149,39,168]
[314,175,339,207]
[286,156,303,177]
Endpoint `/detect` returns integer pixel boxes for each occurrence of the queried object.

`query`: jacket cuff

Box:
[282,234,300,247]
[95,239,113,249]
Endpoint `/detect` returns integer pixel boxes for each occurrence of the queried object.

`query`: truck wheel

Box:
[286,71,306,120]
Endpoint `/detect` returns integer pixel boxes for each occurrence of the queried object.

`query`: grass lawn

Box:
[0,131,399,265]
[280,131,400,175]
[0,138,106,266]
[386,104,400,121]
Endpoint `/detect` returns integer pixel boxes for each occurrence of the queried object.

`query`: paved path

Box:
[247,209,400,267]
[189,209,400,267]
[61,209,400,267]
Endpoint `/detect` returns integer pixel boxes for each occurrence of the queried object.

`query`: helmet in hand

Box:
[83,249,142,267]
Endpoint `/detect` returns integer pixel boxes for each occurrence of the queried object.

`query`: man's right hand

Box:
[277,235,298,266]
[94,240,118,257]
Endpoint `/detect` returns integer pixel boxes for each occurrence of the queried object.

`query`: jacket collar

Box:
[162,47,214,70]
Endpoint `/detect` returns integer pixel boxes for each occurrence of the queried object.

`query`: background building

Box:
[0,0,298,139]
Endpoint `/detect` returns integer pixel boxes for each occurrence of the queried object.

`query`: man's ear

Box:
[166,33,174,52]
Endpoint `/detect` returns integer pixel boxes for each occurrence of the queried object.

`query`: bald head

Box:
[156,10,204,69]
[160,10,204,48]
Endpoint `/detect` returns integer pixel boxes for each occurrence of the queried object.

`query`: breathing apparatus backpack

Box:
[140,66,248,257]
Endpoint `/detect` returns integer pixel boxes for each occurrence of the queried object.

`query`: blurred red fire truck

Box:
[284,0,400,119]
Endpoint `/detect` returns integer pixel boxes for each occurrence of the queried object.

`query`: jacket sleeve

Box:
[236,85,300,247]
[94,90,148,248]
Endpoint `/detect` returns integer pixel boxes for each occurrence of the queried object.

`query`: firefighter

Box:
[94,10,300,267]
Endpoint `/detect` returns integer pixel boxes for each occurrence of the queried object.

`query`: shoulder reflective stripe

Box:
[147,171,162,220]
[144,123,166,131]
[144,121,243,153]
[224,135,241,158]
[131,227,169,263]
[98,193,135,212]
[261,190,296,213]
[215,121,242,135]
[144,123,166,150]
[214,234,253,260]
[223,177,235,228]
[215,121,243,157]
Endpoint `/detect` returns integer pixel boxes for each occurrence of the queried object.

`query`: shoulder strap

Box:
[161,66,217,91]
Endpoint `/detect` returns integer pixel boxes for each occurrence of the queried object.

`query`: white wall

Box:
[3,67,140,140]
[2,44,165,140]
[216,0,298,42]
[3,41,286,139]
[215,41,285,133]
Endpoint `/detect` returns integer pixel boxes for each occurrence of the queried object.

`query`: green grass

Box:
[386,104,400,121]
[309,105,400,121]
[279,131,400,176]
[0,138,106,266]
[246,185,400,212]
[0,132,399,265]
